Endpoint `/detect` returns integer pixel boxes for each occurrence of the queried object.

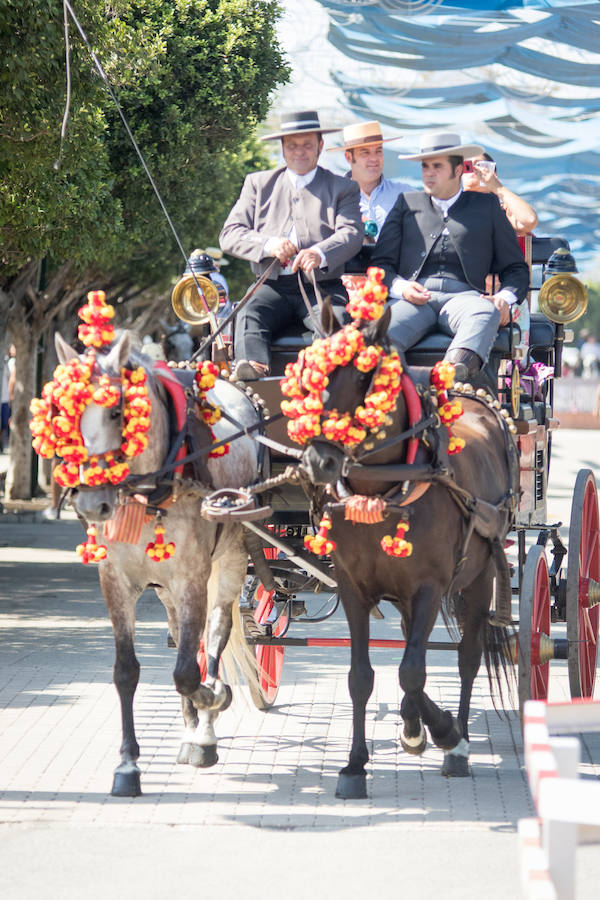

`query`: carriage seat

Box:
[268,235,565,375]
[268,316,555,374]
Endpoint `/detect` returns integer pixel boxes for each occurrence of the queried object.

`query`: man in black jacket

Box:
[371,131,530,380]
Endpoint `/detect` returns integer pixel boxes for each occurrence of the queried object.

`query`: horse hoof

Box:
[219,684,233,712]
[335,772,368,800]
[401,726,427,756]
[177,742,193,765]
[189,743,218,768]
[111,768,142,797]
[441,754,471,778]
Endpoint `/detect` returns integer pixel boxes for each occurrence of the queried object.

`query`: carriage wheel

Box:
[518,544,551,716]
[247,585,287,710]
[244,546,287,710]
[566,469,600,698]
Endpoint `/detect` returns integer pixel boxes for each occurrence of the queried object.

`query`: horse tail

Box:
[482,619,516,714]
[206,559,259,694]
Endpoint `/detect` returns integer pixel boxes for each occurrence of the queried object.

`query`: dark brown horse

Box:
[297,305,518,799]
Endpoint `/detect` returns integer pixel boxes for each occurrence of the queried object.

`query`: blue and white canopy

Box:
[316,0,600,272]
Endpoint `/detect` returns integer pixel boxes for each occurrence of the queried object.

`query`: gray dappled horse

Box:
[298,306,517,799]
[55,331,260,796]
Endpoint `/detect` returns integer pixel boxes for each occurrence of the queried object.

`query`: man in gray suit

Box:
[371,131,530,381]
[219,110,363,380]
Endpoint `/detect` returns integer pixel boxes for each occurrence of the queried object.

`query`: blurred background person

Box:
[1,345,15,453]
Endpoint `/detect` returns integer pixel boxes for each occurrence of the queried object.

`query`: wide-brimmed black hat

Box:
[261,110,340,142]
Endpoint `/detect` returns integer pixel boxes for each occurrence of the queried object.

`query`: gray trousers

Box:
[387,277,500,363]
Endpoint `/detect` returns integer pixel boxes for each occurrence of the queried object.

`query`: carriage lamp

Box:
[545,246,578,275]
[538,249,587,325]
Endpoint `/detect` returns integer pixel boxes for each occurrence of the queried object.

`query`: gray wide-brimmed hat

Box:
[260,110,341,141]
[399,131,484,161]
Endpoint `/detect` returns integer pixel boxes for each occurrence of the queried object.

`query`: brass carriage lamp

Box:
[538,248,588,325]
[171,249,221,325]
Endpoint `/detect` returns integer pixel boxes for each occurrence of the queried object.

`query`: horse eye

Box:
[109,407,121,421]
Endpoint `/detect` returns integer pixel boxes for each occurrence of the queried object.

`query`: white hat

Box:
[400,131,484,161]
[327,120,401,152]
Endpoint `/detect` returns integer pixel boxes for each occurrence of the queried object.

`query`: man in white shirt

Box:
[329,120,410,240]
[219,110,362,380]
[371,131,530,381]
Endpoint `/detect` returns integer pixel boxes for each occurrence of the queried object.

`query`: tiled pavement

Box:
[0,431,599,899]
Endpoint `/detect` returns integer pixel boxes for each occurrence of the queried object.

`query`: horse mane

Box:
[96,329,163,397]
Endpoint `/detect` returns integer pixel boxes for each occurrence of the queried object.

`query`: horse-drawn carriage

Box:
[32,233,598,799]
[211,237,598,732]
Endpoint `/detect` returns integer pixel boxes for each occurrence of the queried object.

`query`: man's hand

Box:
[292,248,322,274]
[474,163,502,194]
[402,282,431,306]
[270,237,298,265]
[488,293,510,326]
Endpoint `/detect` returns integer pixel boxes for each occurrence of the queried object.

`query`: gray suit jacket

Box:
[219,165,363,281]
[372,190,530,301]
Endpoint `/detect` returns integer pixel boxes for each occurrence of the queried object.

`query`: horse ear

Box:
[363,304,391,345]
[55,332,78,365]
[103,331,131,375]
[321,297,340,336]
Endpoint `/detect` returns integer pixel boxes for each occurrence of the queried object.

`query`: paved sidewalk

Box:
[0,432,599,899]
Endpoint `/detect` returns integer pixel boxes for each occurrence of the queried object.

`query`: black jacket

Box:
[371,190,530,301]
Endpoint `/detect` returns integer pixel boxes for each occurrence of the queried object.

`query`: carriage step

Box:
[201,488,272,522]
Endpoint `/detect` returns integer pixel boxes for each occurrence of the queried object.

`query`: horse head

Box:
[54,330,166,523]
[299,301,400,488]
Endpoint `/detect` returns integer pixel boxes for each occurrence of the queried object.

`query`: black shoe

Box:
[444,349,482,382]
[231,360,262,382]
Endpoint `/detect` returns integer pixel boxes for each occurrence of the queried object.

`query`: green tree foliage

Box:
[0,0,289,498]
[0,0,289,286]
[571,282,600,344]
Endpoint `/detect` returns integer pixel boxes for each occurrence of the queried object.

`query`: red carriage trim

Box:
[401,372,421,466]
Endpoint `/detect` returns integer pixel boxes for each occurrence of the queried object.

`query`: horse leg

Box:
[174,550,246,769]
[399,586,462,757]
[399,694,427,756]
[336,574,374,800]
[442,567,493,777]
[101,569,143,797]
[172,582,220,768]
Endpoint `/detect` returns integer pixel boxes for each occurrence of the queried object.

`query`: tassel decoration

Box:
[76,525,108,565]
[304,513,337,556]
[145,522,176,562]
[380,521,413,558]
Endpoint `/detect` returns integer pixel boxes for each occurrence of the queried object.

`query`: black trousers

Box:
[234,274,349,367]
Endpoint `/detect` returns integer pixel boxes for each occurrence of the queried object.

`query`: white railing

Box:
[520,699,600,900]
